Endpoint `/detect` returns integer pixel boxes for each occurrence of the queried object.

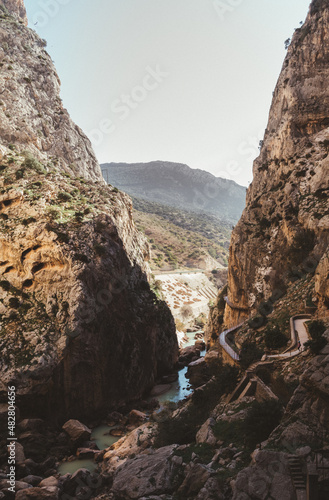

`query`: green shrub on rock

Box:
[265,324,288,350]
[239,341,263,369]
[0,280,11,291]
[22,152,46,174]
[305,320,327,354]
[57,192,72,202]
[9,297,20,309]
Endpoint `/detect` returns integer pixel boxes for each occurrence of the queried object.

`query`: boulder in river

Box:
[194,332,204,340]
[186,358,210,387]
[179,345,202,366]
[110,427,126,437]
[62,420,91,443]
[103,423,157,470]
[38,477,59,488]
[76,448,100,459]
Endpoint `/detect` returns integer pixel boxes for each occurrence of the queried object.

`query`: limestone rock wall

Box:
[0,1,101,182]
[0,4,178,421]
[1,0,27,25]
[268,334,329,450]
[211,0,329,331]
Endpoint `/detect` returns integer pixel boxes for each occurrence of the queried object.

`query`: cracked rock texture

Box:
[232,451,295,500]
[210,0,329,330]
[0,0,101,182]
[269,334,329,450]
[1,0,26,24]
[0,2,178,421]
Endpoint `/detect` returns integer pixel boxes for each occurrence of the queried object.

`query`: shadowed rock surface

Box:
[0,0,178,421]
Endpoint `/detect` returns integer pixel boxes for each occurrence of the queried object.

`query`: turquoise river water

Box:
[58,331,205,475]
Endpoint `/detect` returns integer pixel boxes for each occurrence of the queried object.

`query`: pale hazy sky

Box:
[25,0,311,186]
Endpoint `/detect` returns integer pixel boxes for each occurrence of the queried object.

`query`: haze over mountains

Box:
[2,1,329,499]
[100,161,244,270]
[101,161,246,224]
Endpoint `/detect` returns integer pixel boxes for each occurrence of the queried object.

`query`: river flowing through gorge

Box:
[58,330,206,475]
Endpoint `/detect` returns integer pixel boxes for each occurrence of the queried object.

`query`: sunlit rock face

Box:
[0,0,101,182]
[1,0,27,25]
[0,1,178,421]
[217,0,329,328]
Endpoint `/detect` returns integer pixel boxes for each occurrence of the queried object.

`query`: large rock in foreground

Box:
[111,445,182,499]
[232,450,295,500]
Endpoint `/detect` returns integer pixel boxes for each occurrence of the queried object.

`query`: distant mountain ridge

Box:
[101,161,246,223]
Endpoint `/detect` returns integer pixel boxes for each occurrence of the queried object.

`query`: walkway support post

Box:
[307,464,319,500]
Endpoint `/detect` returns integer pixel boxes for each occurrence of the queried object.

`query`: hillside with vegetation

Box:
[132,198,231,271]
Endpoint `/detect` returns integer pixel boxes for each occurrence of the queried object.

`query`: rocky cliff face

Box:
[1,0,26,24]
[204,2,329,491]
[220,0,329,328]
[0,1,178,421]
[0,0,100,182]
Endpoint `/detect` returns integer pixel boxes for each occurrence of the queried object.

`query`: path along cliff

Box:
[204,2,329,495]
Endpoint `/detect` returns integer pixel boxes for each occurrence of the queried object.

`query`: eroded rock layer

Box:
[0,0,100,182]
[221,0,329,328]
[0,2,178,421]
[1,0,26,24]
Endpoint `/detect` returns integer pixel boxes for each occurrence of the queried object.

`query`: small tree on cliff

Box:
[305,320,327,355]
[265,324,288,350]
[239,341,262,370]
[181,305,193,319]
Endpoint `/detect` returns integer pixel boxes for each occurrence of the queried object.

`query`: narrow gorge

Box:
[0,0,329,499]
[0,0,178,423]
